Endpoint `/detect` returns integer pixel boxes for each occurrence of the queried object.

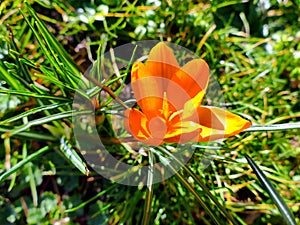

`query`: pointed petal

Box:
[131,62,152,82]
[148,117,167,139]
[197,126,226,142]
[165,78,197,111]
[163,121,201,144]
[144,42,179,82]
[136,96,164,119]
[131,63,164,118]
[130,43,182,118]
[171,59,210,98]
[137,116,168,146]
[181,90,206,121]
[195,106,251,142]
[148,42,178,64]
[131,62,163,96]
[123,108,150,140]
[196,106,225,130]
[147,42,179,80]
[131,42,179,82]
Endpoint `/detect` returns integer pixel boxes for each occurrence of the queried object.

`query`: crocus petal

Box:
[124,108,150,141]
[170,59,210,98]
[195,106,251,142]
[148,117,167,139]
[138,116,168,146]
[181,90,206,122]
[165,78,197,111]
[131,62,153,82]
[131,62,163,99]
[124,108,168,146]
[146,42,179,80]
[132,61,182,118]
[197,126,227,142]
[163,121,201,144]
[131,63,164,118]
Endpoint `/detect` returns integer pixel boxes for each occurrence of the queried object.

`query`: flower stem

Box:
[84,73,129,109]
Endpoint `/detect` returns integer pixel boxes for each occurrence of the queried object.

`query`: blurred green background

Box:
[0,0,300,224]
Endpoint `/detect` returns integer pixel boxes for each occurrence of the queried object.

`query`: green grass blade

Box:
[158,146,239,225]
[2,110,91,138]
[0,89,70,101]
[65,184,117,213]
[173,166,224,225]
[7,25,33,84]
[19,9,63,75]
[0,61,21,90]
[152,147,224,225]
[21,142,38,206]
[0,126,58,141]
[31,72,89,99]
[0,103,68,125]
[19,6,81,90]
[245,154,297,225]
[24,2,80,77]
[142,149,155,225]
[0,144,54,184]
[59,136,89,176]
[244,123,300,132]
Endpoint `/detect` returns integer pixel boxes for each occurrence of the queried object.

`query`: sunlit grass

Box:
[0,0,299,224]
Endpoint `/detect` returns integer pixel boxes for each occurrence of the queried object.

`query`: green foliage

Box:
[0,0,300,224]
[245,154,296,225]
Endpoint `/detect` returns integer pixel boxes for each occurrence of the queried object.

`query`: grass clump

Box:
[0,0,300,224]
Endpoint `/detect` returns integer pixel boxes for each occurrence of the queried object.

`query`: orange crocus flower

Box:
[124,42,251,146]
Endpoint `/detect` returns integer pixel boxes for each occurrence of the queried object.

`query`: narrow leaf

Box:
[244,123,300,132]
[245,154,297,225]
[142,149,155,225]
[158,146,239,225]
[0,89,70,101]
[65,184,116,213]
[1,110,91,138]
[151,147,224,225]
[0,125,58,141]
[0,103,68,125]
[0,61,22,90]
[0,145,53,184]
[25,2,80,77]
[60,136,89,176]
